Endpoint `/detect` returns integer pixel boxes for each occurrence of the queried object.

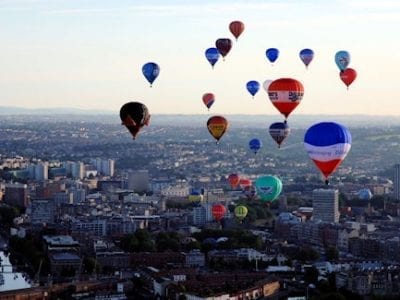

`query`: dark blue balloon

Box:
[246,80,260,97]
[266,48,279,63]
[142,62,160,86]
[249,138,262,154]
[205,47,220,68]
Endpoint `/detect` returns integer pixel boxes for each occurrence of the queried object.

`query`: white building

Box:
[34,162,49,181]
[312,188,340,223]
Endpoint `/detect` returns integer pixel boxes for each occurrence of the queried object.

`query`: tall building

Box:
[101,159,115,176]
[128,170,149,193]
[30,198,55,225]
[4,183,29,208]
[34,162,49,181]
[312,188,340,223]
[71,162,85,180]
[393,164,400,200]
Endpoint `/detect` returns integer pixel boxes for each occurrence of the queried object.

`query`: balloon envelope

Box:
[269,122,290,147]
[249,138,262,154]
[212,203,226,222]
[263,80,273,93]
[340,68,357,88]
[228,173,240,188]
[229,20,245,40]
[234,205,248,221]
[335,50,350,71]
[267,78,304,119]
[188,189,204,206]
[215,38,232,58]
[255,175,282,202]
[120,102,151,139]
[202,93,215,110]
[246,80,260,97]
[266,48,279,63]
[304,122,352,182]
[205,48,220,68]
[142,62,160,86]
[299,48,314,67]
[239,178,252,189]
[358,188,373,200]
[207,115,229,143]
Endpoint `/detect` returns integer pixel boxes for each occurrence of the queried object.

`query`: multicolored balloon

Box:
[267,78,304,119]
[229,20,245,41]
[304,122,352,185]
[266,48,279,64]
[142,62,160,87]
[212,203,226,222]
[299,48,314,68]
[120,102,151,140]
[202,93,215,110]
[255,175,282,202]
[215,38,233,60]
[228,173,240,189]
[234,205,248,222]
[246,80,260,98]
[205,47,220,68]
[335,50,350,71]
[249,138,262,154]
[188,189,204,206]
[340,68,357,89]
[269,122,290,148]
[207,115,229,143]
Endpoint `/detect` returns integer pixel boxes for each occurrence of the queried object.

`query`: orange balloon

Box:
[340,68,357,88]
[267,78,304,119]
[228,173,240,188]
[229,20,245,40]
[207,115,229,143]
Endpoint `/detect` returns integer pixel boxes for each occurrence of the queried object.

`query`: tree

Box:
[325,246,339,261]
[304,266,319,284]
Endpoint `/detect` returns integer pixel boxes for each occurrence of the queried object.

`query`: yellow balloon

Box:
[234,205,248,221]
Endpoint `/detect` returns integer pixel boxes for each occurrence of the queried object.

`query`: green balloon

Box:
[255,175,282,202]
[234,205,248,221]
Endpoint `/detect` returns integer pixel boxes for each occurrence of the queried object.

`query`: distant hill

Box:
[0,106,398,128]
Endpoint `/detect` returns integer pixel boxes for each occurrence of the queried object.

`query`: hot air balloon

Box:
[358,188,373,201]
[266,48,279,65]
[228,173,240,189]
[255,175,282,202]
[120,102,151,139]
[207,115,229,144]
[246,80,260,98]
[299,48,314,68]
[243,185,257,200]
[202,93,215,110]
[263,79,273,93]
[249,138,262,154]
[335,50,350,71]
[340,68,357,89]
[269,122,291,148]
[215,38,232,60]
[229,20,245,41]
[142,62,160,87]
[267,78,304,120]
[212,203,226,222]
[239,178,252,190]
[234,205,248,222]
[304,122,352,185]
[205,47,220,68]
[189,189,204,206]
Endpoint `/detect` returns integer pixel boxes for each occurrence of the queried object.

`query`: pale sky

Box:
[1,0,399,116]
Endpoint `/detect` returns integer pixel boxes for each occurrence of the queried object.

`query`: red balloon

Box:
[215,38,232,58]
[228,173,240,188]
[212,203,226,222]
[202,93,215,110]
[229,21,245,40]
[267,78,304,119]
[340,68,357,88]
[239,178,252,189]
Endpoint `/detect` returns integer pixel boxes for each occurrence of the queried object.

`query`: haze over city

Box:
[1,0,400,115]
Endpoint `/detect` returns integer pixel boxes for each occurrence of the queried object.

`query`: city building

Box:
[34,162,49,181]
[393,163,400,200]
[128,170,149,193]
[30,198,55,225]
[312,188,340,223]
[3,183,29,208]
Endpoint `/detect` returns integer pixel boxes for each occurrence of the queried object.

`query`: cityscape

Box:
[0,114,400,299]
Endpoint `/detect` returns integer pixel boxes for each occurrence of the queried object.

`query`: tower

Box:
[313,188,340,223]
